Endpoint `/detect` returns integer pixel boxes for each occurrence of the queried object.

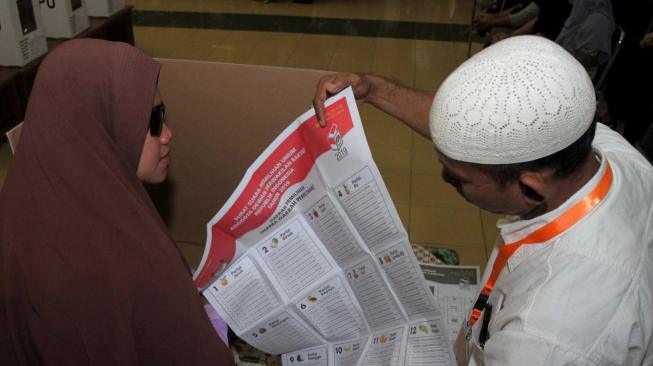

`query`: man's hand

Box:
[476,11,493,32]
[313,73,371,127]
[641,32,653,48]
[489,32,509,44]
[312,72,434,138]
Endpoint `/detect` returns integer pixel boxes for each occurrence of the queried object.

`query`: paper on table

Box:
[420,263,480,353]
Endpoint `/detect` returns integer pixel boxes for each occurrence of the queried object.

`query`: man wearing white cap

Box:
[313,36,653,365]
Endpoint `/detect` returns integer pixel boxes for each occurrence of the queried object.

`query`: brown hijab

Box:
[0,39,233,365]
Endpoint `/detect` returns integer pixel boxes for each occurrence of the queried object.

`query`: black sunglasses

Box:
[149,103,166,137]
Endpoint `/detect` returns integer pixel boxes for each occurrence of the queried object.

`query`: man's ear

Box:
[518,171,546,206]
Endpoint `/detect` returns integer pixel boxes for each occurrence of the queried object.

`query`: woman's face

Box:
[137,90,172,184]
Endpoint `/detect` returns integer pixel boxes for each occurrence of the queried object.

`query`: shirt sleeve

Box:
[509,2,540,28]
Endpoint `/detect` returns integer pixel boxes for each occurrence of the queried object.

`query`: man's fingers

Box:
[313,76,349,127]
[641,33,653,48]
[313,78,333,127]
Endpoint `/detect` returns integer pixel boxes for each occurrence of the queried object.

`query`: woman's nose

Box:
[160,123,172,144]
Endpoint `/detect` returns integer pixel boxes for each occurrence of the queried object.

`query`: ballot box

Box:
[0,0,48,66]
[38,0,89,38]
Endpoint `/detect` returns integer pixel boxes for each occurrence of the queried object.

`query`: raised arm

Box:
[313,73,435,139]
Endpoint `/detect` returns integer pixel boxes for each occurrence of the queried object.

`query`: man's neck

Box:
[522,152,600,220]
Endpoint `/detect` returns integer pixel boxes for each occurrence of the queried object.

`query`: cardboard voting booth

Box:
[150,59,329,268]
[85,0,123,17]
[0,0,48,66]
[38,0,89,38]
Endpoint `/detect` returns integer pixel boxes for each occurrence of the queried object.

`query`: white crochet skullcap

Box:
[429,36,596,164]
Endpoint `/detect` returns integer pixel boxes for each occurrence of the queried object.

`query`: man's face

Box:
[437,151,531,216]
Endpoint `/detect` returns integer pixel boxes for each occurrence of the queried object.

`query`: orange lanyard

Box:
[467,162,614,327]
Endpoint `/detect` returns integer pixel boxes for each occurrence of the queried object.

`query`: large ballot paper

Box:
[194,88,456,365]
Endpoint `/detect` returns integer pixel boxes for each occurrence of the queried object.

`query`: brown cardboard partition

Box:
[149,59,329,267]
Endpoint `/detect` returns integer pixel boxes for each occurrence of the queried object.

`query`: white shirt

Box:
[468,124,653,365]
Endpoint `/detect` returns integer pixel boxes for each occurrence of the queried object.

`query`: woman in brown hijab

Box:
[0,39,234,365]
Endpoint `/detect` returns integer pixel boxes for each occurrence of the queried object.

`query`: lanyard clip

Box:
[464,321,473,341]
[468,292,489,326]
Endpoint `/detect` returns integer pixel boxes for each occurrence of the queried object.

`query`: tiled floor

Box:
[0,0,500,272]
[129,0,475,24]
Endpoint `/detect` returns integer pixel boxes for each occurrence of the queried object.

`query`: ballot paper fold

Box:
[194,88,456,365]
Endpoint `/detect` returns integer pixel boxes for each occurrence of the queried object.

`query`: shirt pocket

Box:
[469,317,486,366]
